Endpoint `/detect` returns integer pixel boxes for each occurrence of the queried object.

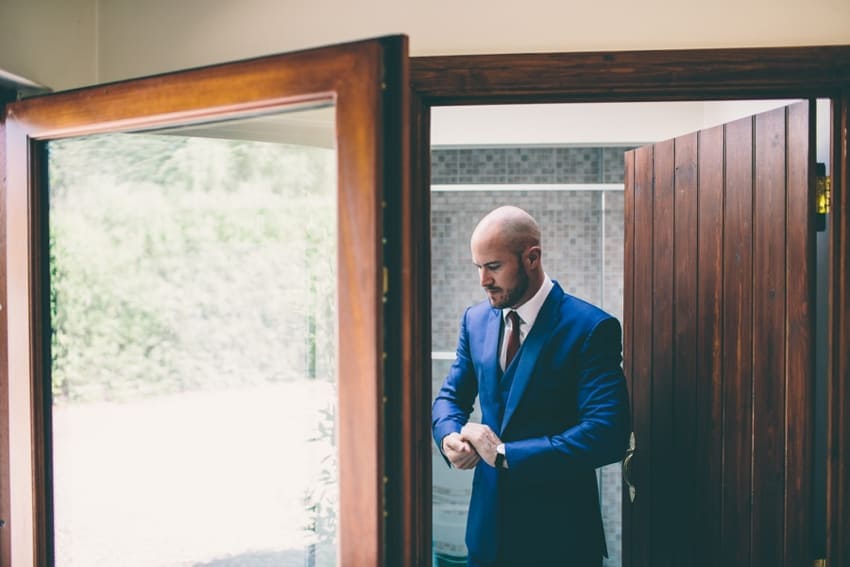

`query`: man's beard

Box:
[487,264,529,309]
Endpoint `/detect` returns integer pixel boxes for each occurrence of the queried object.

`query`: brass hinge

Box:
[817,175,831,215]
[813,558,826,567]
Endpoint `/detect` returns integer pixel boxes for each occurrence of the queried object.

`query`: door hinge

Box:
[813,559,826,567]
[815,163,830,232]
[816,174,831,215]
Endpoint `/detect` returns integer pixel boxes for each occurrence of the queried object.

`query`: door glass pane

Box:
[47,105,338,567]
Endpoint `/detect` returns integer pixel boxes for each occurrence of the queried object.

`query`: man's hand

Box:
[442,432,480,469]
[461,422,502,468]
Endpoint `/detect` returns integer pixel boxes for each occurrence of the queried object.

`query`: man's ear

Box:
[526,246,541,267]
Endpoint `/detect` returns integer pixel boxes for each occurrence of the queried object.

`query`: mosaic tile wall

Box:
[431,190,609,350]
[432,146,629,185]
[431,145,631,567]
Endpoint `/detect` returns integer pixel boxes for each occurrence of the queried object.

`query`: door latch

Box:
[623,432,636,503]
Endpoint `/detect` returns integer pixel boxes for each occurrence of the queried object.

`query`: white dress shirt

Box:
[499,274,553,370]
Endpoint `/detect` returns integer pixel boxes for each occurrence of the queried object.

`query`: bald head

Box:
[470,206,544,309]
[471,206,541,256]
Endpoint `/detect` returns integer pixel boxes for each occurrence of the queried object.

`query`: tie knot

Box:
[507,310,521,326]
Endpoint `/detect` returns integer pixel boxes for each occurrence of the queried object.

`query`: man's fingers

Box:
[445,435,473,453]
[444,433,482,468]
[449,450,478,468]
[460,423,501,456]
[461,423,495,442]
[453,452,480,469]
[443,432,465,452]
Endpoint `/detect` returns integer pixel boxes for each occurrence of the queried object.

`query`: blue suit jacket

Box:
[432,282,630,564]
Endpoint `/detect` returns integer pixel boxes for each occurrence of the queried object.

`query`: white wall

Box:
[2,0,850,92]
[94,0,850,85]
[0,0,97,90]
[431,101,797,146]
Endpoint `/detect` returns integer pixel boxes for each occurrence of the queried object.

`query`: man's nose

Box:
[479,269,493,287]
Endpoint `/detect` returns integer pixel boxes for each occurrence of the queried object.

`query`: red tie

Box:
[505,310,521,367]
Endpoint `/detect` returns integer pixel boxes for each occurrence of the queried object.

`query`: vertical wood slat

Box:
[672,133,698,566]
[722,116,755,566]
[382,35,415,567]
[402,90,432,567]
[828,89,850,567]
[826,89,850,565]
[31,143,52,565]
[751,107,788,567]
[622,150,635,567]
[650,139,675,567]
[631,145,654,567]
[784,100,814,564]
[695,125,725,567]
[625,102,815,567]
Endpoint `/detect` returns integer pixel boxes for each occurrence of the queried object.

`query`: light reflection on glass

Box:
[48,108,338,567]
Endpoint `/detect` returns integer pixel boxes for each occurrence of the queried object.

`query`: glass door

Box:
[2,36,409,566]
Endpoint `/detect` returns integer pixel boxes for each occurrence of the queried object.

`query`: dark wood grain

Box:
[380,35,416,567]
[828,89,850,567]
[388,44,434,567]
[30,141,53,564]
[1,41,847,567]
[751,107,787,567]
[410,50,849,565]
[3,36,407,567]
[672,132,698,566]
[410,46,850,103]
[622,149,635,567]
[631,145,654,566]
[722,115,754,566]
[8,41,377,139]
[784,100,814,564]
[651,138,675,567]
[695,124,724,567]
[404,89,432,567]
[622,102,818,567]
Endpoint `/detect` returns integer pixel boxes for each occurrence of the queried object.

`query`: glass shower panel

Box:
[47,109,338,567]
[431,182,625,566]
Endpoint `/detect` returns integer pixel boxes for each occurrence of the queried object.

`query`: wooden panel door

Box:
[1,36,411,566]
[623,101,815,566]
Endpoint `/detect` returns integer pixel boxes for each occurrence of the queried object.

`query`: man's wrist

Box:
[495,443,507,469]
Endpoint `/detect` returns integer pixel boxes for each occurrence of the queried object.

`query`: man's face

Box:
[471,235,530,309]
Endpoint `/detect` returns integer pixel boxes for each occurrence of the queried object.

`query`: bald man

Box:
[432,206,630,567]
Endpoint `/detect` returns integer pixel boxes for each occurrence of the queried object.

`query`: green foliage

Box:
[48,133,337,403]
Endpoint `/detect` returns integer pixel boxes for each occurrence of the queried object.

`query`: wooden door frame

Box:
[407,45,850,566]
[1,36,410,567]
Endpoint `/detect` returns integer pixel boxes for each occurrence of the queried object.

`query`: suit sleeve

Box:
[432,308,479,463]
[506,317,631,474]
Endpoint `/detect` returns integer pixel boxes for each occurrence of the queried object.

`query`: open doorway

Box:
[428,99,832,566]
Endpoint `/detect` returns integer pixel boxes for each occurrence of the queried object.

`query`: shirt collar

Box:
[503,274,553,332]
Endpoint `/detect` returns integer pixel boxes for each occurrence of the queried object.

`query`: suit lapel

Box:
[499,284,563,434]
[480,307,503,430]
